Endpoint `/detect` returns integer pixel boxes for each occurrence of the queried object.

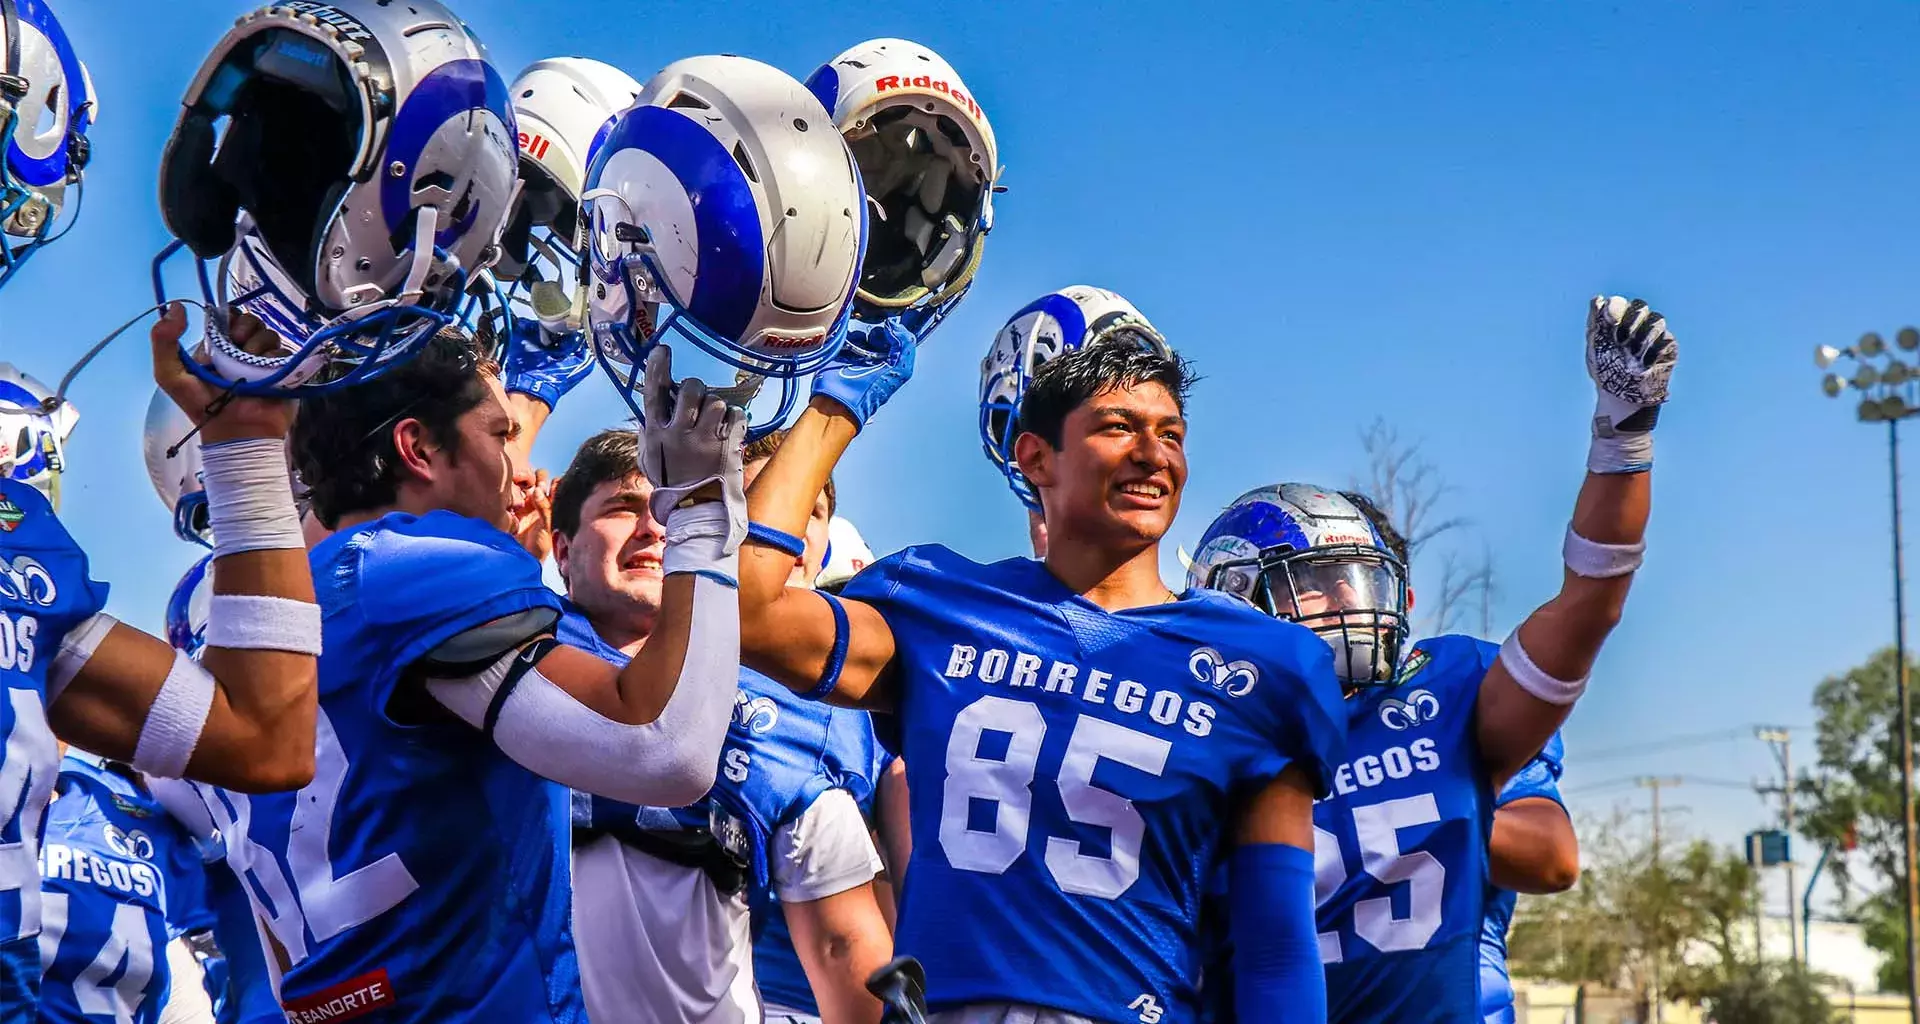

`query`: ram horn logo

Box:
[1189,646,1260,697]
[733,693,780,735]
[1378,688,1441,731]
[0,555,56,607]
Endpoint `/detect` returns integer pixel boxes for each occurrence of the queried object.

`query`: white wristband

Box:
[663,501,740,586]
[1497,629,1588,706]
[205,594,323,655]
[202,438,305,557]
[1562,527,1645,579]
[132,650,216,779]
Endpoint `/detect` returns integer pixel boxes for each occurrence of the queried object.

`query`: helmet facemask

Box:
[1205,543,1411,692]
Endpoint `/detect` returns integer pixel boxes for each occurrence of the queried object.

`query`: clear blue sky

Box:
[19,0,1920,902]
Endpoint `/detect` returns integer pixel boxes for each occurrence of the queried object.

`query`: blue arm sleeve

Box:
[1230,843,1326,1023]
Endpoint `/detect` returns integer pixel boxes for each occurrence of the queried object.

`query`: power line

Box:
[1575,724,1813,765]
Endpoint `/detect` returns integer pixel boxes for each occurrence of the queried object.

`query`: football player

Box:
[1334,495,1578,1024]
[1186,296,1674,1022]
[739,330,1347,1022]
[34,749,211,1024]
[555,429,892,1024]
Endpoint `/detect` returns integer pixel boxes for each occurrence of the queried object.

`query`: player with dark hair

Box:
[551,426,892,1023]
[739,329,1347,1023]
[191,338,746,1023]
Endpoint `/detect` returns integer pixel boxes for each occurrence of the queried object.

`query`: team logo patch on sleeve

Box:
[281,969,398,1023]
[1397,646,1431,682]
[0,496,22,531]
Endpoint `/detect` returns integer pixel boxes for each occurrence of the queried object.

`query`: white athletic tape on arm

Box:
[204,594,323,655]
[132,650,216,779]
[47,613,118,707]
[202,437,305,557]
[1562,526,1645,579]
[662,501,739,586]
[1497,628,1588,706]
[425,573,740,806]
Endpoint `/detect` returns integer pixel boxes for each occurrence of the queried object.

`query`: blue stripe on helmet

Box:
[1007,292,1091,358]
[379,59,513,243]
[1197,499,1312,556]
[594,104,764,345]
[803,64,839,121]
[167,554,213,656]
[8,0,88,189]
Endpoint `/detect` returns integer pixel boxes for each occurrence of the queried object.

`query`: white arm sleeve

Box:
[772,788,884,904]
[423,573,740,807]
[157,938,215,1024]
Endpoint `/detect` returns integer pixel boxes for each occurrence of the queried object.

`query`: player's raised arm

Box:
[421,347,745,807]
[1476,296,1676,785]
[47,307,317,793]
[738,326,916,711]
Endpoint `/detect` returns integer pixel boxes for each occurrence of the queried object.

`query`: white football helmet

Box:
[583,54,866,436]
[978,286,1169,509]
[807,39,996,328]
[0,362,72,506]
[1187,484,1411,689]
[166,553,215,659]
[157,0,519,394]
[0,0,94,291]
[143,388,211,548]
[499,57,641,290]
[817,515,875,592]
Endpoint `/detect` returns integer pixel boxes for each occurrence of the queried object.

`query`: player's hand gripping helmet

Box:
[806,39,997,339]
[0,0,93,292]
[156,0,519,394]
[979,286,1168,510]
[0,362,74,507]
[142,388,212,548]
[1187,484,1411,690]
[583,55,865,438]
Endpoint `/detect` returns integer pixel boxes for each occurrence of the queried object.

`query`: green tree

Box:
[1797,645,1914,989]
[1509,813,1762,1011]
[1697,962,1837,1024]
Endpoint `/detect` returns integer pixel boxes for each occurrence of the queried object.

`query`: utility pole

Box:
[1758,727,1799,962]
[1638,776,1683,1024]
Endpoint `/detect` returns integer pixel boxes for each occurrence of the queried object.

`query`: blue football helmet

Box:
[166,553,214,659]
[978,286,1168,510]
[155,0,519,395]
[583,55,866,438]
[0,361,73,507]
[0,0,94,292]
[1187,483,1411,689]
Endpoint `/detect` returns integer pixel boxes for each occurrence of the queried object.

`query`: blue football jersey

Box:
[749,708,886,1015]
[839,546,1346,1023]
[1478,734,1566,1024]
[0,480,107,989]
[1316,634,1499,1024]
[199,512,577,1024]
[35,756,207,1024]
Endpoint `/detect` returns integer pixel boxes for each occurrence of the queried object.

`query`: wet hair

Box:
[743,428,836,517]
[1340,490,1410,566]
[552,428,640,539]
[289,327,496,529]
[1017,337,1197,450]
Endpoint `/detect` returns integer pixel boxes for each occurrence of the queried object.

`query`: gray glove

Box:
[640,345,747,556]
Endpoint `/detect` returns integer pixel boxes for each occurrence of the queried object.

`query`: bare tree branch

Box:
[1355,417,1467,560]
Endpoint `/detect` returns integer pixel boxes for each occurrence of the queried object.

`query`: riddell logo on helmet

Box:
[761,333,825,351]
[279,2,374,43]
[519,132,553,161]
[873,75,983,123]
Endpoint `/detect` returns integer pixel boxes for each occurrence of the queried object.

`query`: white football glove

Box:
[640,345,747,575]
[1586,295,1677,474]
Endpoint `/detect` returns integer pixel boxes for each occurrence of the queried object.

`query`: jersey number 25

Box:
[1313,794,1445,962]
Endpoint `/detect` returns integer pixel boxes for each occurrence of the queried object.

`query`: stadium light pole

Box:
[1819,327,1920,1021]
